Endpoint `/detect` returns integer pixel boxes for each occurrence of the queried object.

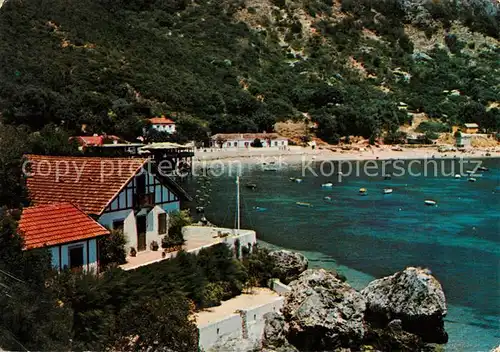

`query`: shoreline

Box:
[193,146,500,167]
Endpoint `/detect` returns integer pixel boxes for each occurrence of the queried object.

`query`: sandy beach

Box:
[193,145,500,166]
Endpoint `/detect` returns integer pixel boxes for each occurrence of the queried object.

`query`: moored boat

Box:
[322,182,333,188]
[359,188,367,194]
[454,174,461,179]
[245,183,257,190]
[384,174,392,180]
[296,202,313,207]
[383,188,393,194]
[468,177,477,182]
[425,200,437,206]
[324,196,332,201]
[478,166,488,171]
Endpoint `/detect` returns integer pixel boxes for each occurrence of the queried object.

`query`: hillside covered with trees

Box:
[0,0,499,144]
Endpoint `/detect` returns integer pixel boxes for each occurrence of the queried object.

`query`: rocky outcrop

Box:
[268,250,308,284]
[283,269,367,350]
[262,312,298,352]
[361,267,448,344]
[490,346,500,352]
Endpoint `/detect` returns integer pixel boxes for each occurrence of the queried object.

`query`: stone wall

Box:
[198,297,284,352]
[270,279,292,295]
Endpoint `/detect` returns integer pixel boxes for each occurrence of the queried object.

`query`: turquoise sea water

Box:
[188,158,500,351]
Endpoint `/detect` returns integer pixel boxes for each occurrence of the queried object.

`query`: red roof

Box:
[18,203,110,249]
[149,117,175,125]
[26,155,147,215]
[73,135,122,147]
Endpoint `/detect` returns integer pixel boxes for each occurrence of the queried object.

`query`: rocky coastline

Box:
[261,250,449,352]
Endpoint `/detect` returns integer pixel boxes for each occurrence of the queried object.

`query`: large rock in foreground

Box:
[283,269,367,350]
[361,267,448,343]
[262,312,298,352]
[268,250,308,284]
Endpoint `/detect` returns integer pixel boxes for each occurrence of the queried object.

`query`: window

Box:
[234,142,237,147]
[113,219,124,232]
[136,173,146,194]
[158,213,167,235]
[69,245,84,269]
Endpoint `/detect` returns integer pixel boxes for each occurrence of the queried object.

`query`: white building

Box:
[26,155,183,256]
[18,203,110,272]
[211,133,288,148]
[148,116,176,134]
[455,133,473,148]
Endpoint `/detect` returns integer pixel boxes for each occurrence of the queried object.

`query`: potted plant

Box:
[130,247,137,257]
[150,240,159,251]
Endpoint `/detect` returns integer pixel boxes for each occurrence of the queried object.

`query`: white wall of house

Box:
[48,238,98,272]
[213,139,288,148]
[99,170,181,253]
[152,124,176,134]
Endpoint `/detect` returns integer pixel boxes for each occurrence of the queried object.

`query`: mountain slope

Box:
[0,0,498,143]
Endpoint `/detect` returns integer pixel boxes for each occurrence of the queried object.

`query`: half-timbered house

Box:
[26,155,183,254]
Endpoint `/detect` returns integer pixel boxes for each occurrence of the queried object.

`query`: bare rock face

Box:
[283,269,367,350]
[361,267,448,344]
[262,312,298,352]
[268,250,308,284]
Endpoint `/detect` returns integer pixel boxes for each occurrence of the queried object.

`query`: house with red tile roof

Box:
[71,134,124,149]
[25,155,182,256]
[148,116,176,134]
[18,203,110,271]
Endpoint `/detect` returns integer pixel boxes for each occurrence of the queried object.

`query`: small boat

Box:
[454,174,461,179]
[324,196,332,201]
[322,183,333,188]
[425,200,437,206]
[245,183,257,190]
[383,188,393,194]
[359,188,367,194]
[296,202,313,207]
[384,174,392,180]
[295,178,303,183]
[468,177,477,182]
[289,177,296,182]
[478,166,488,171]
[466,170,474,174]
[253,206,267,212]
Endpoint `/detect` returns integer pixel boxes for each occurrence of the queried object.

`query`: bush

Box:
[251,138,263,147]
[425,131,439,140]
[416,121,450,133]
[162,210,191,248]
[383,131,407,145]
[98,229,127,269]
[242,245,278,287]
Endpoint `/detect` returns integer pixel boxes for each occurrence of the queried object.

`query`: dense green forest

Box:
[0,0,498,145]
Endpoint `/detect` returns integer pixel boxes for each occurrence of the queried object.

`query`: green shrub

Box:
[98,229,127,269]
[416,121,450,133]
